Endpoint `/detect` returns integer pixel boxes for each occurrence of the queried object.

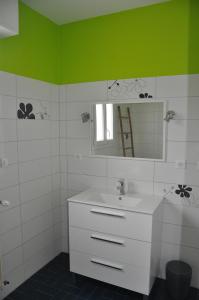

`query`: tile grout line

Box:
[15,75,26,285]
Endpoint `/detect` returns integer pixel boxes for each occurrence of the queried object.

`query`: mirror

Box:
[91,101,165,160]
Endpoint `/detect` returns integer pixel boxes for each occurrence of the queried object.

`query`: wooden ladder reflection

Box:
[117,106,134,157]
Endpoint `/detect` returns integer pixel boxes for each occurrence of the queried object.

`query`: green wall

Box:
[60,0,190,83]
[0,0,198,84]
[0,2,60,84]
[188,0,199,74]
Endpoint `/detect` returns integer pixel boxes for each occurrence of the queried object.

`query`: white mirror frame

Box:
[90,100,167,162]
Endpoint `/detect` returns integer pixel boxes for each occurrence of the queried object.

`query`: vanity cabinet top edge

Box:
[67,189,162,215]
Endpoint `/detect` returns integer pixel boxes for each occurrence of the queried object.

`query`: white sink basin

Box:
[89,192,142,207]
[68,188,162,214]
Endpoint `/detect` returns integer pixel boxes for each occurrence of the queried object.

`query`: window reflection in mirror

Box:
[92,102,165,160]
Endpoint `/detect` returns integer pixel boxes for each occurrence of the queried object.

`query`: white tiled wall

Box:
[60,74,199,289]
[1,72,199,299]
[0,72,62,299]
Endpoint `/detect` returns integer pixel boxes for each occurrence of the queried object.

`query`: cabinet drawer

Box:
[69,202,152,241]
[70,250,150,295]
[69,227,151,268]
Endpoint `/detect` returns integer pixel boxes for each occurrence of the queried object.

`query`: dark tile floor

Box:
[5,253,199,300]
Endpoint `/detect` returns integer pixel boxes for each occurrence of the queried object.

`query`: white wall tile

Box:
[185,165,199,186]
[51,121,59,138]
[0,95,16,119]
[167,141,187,162]
[162,223,199,249]
[23,228,53,261]
[51,102,59,120]
[0,164,18,190]
[51,189,61,208]
[0,72,16,96]
[154,162,185,184]
[157,75,188,98]
[22,210,53,242]
[0,120,17,142]
[60,138,67,156]
[167,141,199,163]
[66,138,90,156]
[167,119,187,141]
[52,173,61,191]
[19,158,51,183]
[60,121,67,138]
[187,97,199,119]
[162,202,199,228]
[0,227,22,254]
[108,158,154,181]
[162,201,184,225]
[0,206,21,235]
[52,156,60,174]
[53,237,62,256]
[186,120,199,141]
[0,185,20,212]
[20,176,51,203]
[52,206,62,225]
[18,139,51,162]
[68,156,107,177]
[21,194,52,223]
[68,173,106,192]
[62,235,69,253]
[17,120,51,140]
[51,138,59,156]
[60,156,67,173]
[23,245,54,280]
[66,102,91,121]
[59,101,67,120]
[60,173,67,190]
[66,120,90,139]
[188,74,199,97]
[1,265,24,298]
[0,142,18,165]
[66,81,107,102]
[50,84,59,102]
[168,119,199,142]
[59,85,67,102]
[2,246,23,274]
[53,222,62,240]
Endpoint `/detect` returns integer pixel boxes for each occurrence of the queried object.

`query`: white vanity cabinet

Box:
[68,191,162,297]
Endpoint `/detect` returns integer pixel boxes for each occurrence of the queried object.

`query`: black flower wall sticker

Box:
[175,185,192,198]
[17,103,35,119]
[139,93,153,99]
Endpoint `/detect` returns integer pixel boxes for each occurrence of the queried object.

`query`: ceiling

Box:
[22,0,170,25]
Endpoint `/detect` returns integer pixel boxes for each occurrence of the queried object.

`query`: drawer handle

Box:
[91,234,124,245]
[90,258,124,271]
[90,208,125,218]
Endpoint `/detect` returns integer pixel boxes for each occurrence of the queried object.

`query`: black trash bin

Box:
[166,260,192,300]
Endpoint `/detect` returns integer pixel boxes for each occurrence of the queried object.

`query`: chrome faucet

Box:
[117,179,125,195]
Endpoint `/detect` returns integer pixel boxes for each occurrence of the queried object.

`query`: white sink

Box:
[68,188,162,214]
[89,192,142,207]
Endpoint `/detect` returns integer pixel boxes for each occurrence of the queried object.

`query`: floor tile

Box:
[4,253,199,300]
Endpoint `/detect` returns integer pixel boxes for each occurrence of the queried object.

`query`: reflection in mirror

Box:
[92,102,164,159]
